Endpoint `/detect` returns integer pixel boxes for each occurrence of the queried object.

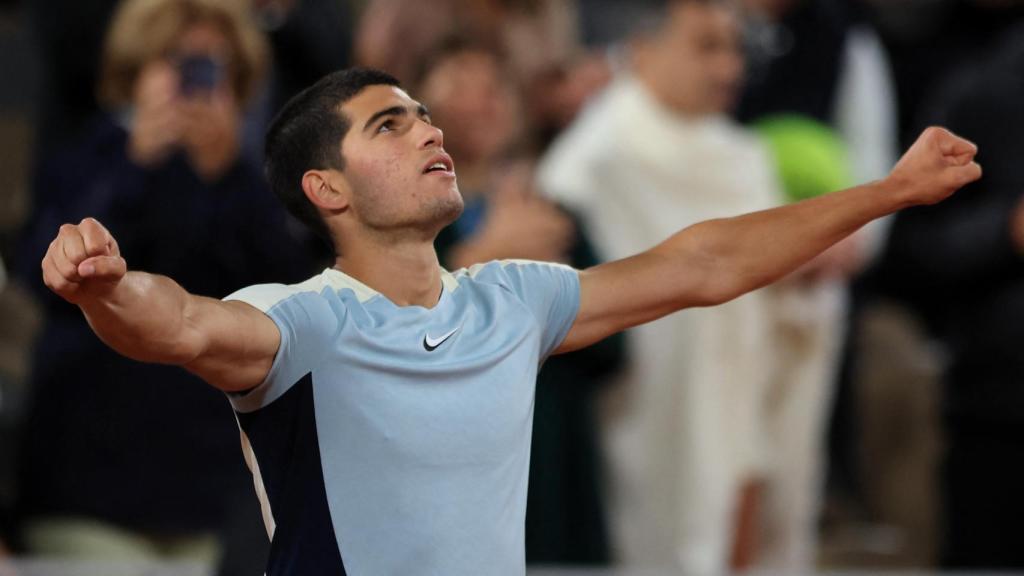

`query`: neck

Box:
[632,51,701,117]
[332,237,443,309]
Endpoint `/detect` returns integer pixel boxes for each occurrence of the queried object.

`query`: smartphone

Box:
[178,55,223,96]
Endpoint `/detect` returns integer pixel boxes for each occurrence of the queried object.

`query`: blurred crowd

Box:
[0,0,1022,574]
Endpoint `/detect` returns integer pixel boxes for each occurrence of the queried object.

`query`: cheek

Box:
[356,148,410,188]
[351,150,421,213]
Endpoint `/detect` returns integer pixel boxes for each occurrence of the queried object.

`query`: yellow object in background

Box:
[754,115,852,203]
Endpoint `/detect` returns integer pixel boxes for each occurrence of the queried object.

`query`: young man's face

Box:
[336,84,464,236]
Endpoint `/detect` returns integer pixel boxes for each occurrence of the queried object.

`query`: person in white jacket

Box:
[539,0,860,571]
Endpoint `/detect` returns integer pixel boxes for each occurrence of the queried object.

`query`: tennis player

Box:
[41,68,980,576]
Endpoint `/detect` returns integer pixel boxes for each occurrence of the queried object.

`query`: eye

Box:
[377,120,395,134]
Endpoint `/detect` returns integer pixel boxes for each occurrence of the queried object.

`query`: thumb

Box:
[78,255,127,281]
[949,160,983,189]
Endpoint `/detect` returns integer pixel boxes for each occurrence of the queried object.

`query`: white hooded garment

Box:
[538,75,845,573]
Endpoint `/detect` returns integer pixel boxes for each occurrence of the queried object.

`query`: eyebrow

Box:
[362,103,432,133]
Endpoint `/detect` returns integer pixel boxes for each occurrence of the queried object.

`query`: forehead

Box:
[670,1,738,33]
[340,84,420,123]
[175,20,231,56]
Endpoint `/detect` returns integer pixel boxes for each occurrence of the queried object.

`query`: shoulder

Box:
[225,267,393,315]
[538,80,636,207]
[223,273,335,312]
[454,259,576,284]
[452,260,579,306]
[544,78,635,161]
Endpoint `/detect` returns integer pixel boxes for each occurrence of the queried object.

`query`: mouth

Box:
[422,152,455,177]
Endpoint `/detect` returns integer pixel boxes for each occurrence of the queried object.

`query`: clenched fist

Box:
[888,126,983,207]
[42,218,127,304]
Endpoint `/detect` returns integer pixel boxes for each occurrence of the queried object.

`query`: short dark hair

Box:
[264,67,401,250]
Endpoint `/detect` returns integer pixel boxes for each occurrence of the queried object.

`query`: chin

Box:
[434,193,465,227]
[413,189,464,233]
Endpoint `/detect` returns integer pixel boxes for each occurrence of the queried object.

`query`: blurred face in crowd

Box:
[634,1,745,115]
[331,84,464,236]
[132,19,237,108]
[127,19,243,180]
[418,49,521,167]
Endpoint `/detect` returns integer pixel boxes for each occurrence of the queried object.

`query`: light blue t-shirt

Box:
[223,260,580,576]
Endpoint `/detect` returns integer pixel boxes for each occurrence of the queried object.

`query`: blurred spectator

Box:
[418,37,625,564]
[355,0,461,86]
[876,22,1024,569]
[539,0,858,572]
[540,1,774,571]
[241,0,354,165]
[30,0,355,174]
[355,0,611,149]
[13,0,311,572]
[251,0,354,113]
[496,0,613,146]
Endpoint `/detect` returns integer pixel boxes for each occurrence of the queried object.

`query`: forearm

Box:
[667,179,904,304]
[78,271,204,365]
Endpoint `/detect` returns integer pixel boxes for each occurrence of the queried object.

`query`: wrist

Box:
[76,275,126,310]
[128,138,163,168]
[874,174,920,213]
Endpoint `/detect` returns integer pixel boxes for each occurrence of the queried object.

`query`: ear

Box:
[301,169,351,212]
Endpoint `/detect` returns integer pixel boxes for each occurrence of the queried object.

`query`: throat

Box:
[333,244,444,309]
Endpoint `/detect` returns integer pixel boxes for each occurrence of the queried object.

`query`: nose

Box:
[417,120,444,150]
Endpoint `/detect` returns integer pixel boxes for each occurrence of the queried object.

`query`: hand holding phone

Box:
[129,61,182,167]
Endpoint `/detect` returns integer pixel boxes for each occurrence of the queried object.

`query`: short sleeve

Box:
[223,282,340,413]
[497,260,581,359]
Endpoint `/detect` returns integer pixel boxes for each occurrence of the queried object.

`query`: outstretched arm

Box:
[556,127,982,353]
[41,218,278,391]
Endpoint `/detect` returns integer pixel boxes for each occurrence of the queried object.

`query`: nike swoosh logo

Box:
[423,325,460,351]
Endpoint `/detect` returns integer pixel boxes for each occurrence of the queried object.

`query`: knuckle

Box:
[54,260,72,277]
